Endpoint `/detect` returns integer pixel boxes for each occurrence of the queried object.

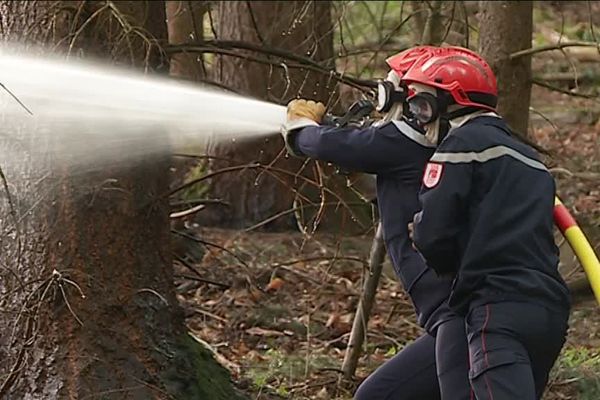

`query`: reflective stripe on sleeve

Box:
[391,120,436,148]
[430,145,548,171]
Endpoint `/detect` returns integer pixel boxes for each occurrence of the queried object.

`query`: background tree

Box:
[0,2,240,398]
[200,1,346,230]
[166,1,207,81]
[478,1,533,133]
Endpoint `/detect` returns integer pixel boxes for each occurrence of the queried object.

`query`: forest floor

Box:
[178,86,599,400]
[178,227,598,400]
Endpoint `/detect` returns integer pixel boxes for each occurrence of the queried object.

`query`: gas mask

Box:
[406,84,449,145]
[406,84,488,145]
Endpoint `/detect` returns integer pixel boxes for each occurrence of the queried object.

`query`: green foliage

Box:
[180,161,210,201]
[553,347,600,399]
[245,348,338,396]
[384,346,397,357]
[560,347,600,369]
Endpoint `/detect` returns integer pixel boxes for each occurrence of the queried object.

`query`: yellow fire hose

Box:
[554,196,600,305]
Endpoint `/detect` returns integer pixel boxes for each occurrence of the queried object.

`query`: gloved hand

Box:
[409,211,422,250]
[287,99,326,122]
[281,99,326,157]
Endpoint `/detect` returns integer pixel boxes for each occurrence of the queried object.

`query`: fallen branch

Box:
[550,167,600,180]
[174,273,231,290]
[188,331,241,376]
[271,255,367,268]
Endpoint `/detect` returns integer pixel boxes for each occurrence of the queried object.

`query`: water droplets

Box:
[0,50,287,176]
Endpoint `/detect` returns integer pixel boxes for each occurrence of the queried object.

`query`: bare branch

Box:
[165,40,377,90]
[532,78,599,100]
[510,41,600,60]
[169,204,205,219]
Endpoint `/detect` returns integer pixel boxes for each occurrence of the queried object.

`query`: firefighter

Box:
[281,47,471,400]
[406,47,571,399]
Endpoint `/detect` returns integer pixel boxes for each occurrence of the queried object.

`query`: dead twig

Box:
[172,251,232,289]
[532,79,599,100]
[271,255,367,269]
[170,198,229,207]
[550,167,600,180]
[166,162,368,229]
[171,229,250,268]
[510,41,600,60]
[53,269,84,326]
[174,273,231,290]
[188,331,241,375]
[0,82,33,115]
[169,204,205,219]
[136,288,169,307]
[165,40,377,90]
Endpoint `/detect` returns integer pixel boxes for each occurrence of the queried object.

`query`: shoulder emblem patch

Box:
[423,162,444,188]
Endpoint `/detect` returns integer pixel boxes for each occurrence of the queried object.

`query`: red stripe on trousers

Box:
[482,304,494,400]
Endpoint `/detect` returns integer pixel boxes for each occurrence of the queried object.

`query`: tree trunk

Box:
[410,1,465,46]
[478,1,533,134]
[201,1,346,230]
[166,1,208,81]
[0,2,241,399]
[420,1,444,45]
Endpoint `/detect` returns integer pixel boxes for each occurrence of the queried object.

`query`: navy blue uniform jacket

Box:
[290,120,456,332]
[413,116,570,315]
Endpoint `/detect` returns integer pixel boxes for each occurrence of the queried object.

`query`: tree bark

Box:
[201,1,347,231]
[420,1,444,45]
[166,1,208,81]
[0,2,241,398]
[478,1,533,134]
[410,1,465,46]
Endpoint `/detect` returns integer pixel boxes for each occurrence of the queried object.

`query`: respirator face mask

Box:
[406,84,482,145]
[407,92,440,125]
[405,83,453,145]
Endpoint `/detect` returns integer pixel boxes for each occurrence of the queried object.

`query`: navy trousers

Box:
[354,317,472,400]
[466,301,569,400]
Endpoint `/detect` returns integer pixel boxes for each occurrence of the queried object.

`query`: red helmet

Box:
[376,46,439,112]
[385,46,438,78]
[400,46,498,111]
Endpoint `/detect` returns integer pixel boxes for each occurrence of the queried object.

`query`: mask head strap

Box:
[376,80,408,113]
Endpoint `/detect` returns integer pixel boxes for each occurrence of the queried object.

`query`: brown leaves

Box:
[177,228,422,399]
[265,277,285,292]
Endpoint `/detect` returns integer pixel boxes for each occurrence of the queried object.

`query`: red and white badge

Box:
[423,162,444,188]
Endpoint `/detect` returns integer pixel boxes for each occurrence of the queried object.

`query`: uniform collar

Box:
[449,111,500,131]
